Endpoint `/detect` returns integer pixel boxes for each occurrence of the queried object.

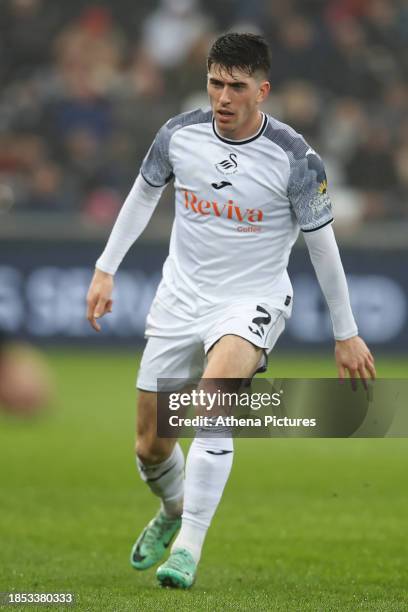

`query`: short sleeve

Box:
[140,122,174,188]
[288,149,333,232]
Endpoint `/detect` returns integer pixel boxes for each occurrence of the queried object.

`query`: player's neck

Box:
[214,111,264,141]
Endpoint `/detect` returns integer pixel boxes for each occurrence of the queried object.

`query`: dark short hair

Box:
[207,32,271,78]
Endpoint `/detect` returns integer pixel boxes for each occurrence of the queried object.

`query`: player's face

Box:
[207,64,270,140]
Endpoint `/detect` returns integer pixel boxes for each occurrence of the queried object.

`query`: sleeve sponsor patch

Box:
[288,149,333,231]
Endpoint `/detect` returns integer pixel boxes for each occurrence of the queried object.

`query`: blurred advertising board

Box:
[0,240,407,351]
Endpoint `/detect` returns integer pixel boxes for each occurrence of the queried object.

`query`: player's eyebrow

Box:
[209,77,248,88]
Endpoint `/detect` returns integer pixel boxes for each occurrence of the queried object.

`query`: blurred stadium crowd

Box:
[0,0,407,227]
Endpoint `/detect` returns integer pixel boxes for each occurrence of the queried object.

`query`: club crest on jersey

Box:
[183,190,263,224]
[215,153,238,175]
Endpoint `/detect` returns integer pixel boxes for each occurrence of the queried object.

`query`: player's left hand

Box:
[335,336,376,390]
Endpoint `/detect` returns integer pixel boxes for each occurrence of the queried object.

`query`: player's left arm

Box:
[303,225,376,384]
[288,146,376,383]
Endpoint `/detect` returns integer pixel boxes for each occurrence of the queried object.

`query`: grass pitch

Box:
[0,351,407,611]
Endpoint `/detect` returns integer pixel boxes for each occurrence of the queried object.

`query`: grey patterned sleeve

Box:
[287,148,333,232]
[140,122,174,188]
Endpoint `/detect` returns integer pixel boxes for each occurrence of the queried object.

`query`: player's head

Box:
[207,32,271,80]
[207,33,271,139]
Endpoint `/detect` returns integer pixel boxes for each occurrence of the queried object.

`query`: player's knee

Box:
[135,437,172,465]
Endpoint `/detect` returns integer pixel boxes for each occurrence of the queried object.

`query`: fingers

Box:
[88,305,101,332]
[357,365,368,390]
[89,298,113,332]
[366,359,376,380]
[94,297,108,320]
[348,368,358,391]
[92,318,101,332]
[349,359,376,391]
[86,295,96,323]
[86,296,109,332]
[86,295,100,332]
[358,352,376,383]
[338,361,360,390]
[339,361,370,391]
[336,338,376,390]
[96,299,113,317]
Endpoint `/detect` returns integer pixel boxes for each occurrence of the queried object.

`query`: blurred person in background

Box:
[138,0,215,99]
[141,0,212,75]
[277,80,321,145]
[345,123,399,219]
[0,331,54,417]
[19,160,80,213]
[0,0,59,88]
[269,15,325,88]
[46,6,125,220]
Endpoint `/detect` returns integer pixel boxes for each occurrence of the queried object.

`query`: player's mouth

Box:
[217,109,235,122]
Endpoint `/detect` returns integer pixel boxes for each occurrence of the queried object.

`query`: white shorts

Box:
[136,282,286,392]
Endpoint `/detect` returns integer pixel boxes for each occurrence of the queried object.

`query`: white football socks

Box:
[172,434,234,563]
[136,443,184,518]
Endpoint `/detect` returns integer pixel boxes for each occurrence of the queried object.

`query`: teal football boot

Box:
[156,548,197,589]
[130,511,181,570]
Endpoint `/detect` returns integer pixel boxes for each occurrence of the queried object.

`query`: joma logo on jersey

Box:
[183,190,263,223]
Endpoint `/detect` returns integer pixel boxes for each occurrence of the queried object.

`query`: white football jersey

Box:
[141,109,333,314]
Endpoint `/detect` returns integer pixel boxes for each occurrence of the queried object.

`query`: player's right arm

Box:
[86,121,174,332]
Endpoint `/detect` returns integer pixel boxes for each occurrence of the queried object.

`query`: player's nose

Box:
[219,86,231,104]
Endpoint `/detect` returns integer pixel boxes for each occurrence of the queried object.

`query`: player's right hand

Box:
[86,268,114,332]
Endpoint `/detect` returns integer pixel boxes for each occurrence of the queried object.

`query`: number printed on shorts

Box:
[248,305,272,339]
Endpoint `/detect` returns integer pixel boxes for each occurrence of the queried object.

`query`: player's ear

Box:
[257,80,271,103]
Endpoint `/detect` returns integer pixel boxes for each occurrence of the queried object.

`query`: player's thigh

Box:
[204,334,262,379]
[203,302,286,378]
[137,333,204,392]
[136,283,204,393]
[193,336,261,418]
[135,390,176,463]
